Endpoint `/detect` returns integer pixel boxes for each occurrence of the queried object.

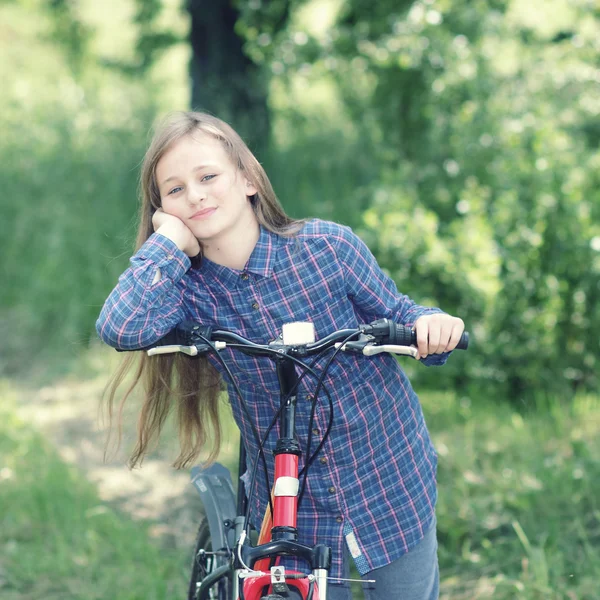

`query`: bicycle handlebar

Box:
[141,318,469,358]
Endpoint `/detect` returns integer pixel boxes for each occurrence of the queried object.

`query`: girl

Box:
[96,111,464,600]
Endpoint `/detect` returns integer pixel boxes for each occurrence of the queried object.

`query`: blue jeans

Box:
[326,518,439,600]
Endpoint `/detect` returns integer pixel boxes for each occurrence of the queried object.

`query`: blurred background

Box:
[1,0,598,599]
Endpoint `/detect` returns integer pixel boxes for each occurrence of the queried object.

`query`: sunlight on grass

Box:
[0,383,188,600]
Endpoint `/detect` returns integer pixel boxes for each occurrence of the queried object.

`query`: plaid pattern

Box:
[96,219,447,579]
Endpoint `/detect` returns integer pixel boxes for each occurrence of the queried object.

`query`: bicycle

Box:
[141,318,468,600]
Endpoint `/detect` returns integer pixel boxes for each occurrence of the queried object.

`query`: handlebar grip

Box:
[456,331,469,350]
[394,324,469,350]
[114,322,213,353]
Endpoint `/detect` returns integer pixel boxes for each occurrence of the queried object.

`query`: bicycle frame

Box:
[191,353,331,600]
[162,318,467,600]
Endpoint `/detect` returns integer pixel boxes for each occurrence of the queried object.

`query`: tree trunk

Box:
[187,0,270,156]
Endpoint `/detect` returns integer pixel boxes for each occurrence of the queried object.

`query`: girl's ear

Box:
[245,178,258,198]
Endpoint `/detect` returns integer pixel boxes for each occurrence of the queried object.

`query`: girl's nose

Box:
[187,184,206,205]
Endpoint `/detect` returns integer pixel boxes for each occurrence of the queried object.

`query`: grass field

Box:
[1,372,598,600]
[0,381,188,600]
[429,391,599,599]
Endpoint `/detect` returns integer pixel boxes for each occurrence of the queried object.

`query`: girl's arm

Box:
[96,233,192,350]
[332,223,462,365]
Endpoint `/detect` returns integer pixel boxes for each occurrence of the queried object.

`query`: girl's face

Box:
[155,133,258,246]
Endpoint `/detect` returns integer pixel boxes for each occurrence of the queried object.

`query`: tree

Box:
[187,0,290,155]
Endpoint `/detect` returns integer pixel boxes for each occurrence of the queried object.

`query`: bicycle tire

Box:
[187,519,233,600]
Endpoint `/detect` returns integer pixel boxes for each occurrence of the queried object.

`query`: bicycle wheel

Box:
[187,518,233,600]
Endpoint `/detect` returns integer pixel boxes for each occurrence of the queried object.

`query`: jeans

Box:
[326,518,439,600]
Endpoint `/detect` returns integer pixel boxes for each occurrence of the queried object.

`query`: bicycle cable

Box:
[298,330,360,505]
[192,329,362,553]
[237,331,360,529]
[192,332,275,520]
[193,334,338,542]
[234,349,337,539]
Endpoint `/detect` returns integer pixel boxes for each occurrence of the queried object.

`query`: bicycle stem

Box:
[271,356,302,536]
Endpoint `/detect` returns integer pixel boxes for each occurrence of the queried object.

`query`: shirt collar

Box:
[197,225,282,286]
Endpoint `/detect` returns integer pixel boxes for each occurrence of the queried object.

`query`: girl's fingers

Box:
[435,326,452,354]
[414,315,465,357]
[415,321,429,359]
[152,208,168,230]
[447,320,465,352]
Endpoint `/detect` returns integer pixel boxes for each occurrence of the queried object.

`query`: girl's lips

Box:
[190,207,217,220]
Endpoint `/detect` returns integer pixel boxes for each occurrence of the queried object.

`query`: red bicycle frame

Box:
[238,357,328,600]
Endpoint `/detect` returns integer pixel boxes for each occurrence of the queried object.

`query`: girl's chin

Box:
[189,225,220,243]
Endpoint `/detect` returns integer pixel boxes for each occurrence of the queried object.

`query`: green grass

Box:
[2,371,599,599]
[0,383,188,600]
[428,392,600,599]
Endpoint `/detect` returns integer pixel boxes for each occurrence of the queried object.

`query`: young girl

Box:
[96,111,464,600]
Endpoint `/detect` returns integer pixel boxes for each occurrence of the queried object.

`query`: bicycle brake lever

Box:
[147,344,200,356]
[334,341,368,352]
[362,344,418,358]
[334,334,372,353]
[147,341,226,356]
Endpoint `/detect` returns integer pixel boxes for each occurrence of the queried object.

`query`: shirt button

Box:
[240,272,249,280]
[306,394,314,402]
[336,516,343,523]
[319,457,327,465]
[251,301,259,310]
[167,254,174,260]
[328,486,336,494]
[312,428,319,435]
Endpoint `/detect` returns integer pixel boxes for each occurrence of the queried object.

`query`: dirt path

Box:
[15,359,210,552]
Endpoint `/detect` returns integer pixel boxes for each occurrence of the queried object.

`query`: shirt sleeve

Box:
[96,233,192,350]
[332,223,449,367]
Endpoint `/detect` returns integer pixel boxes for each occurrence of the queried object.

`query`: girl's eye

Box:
[167,186,183,195]
[201,174,216,182]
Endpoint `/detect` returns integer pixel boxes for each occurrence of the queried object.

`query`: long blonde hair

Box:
[105,111,305,469]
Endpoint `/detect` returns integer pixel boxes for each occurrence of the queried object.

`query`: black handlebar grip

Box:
[457,331,469,350]
[391,323,414,347]
[114,321,213,353]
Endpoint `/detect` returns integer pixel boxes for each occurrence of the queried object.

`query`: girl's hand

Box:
[152,209,200,257]
[413,313,465,360]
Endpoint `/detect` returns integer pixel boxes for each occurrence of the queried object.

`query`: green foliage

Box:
[130,0,183,72]
[2,0,599,403]
[46,0,93,75]
[0,386,187,599]
[243,0,600,401]
[235,0,292,64]
[0,1,173,374]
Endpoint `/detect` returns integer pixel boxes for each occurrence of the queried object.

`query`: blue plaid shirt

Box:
[96,219,447,580]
